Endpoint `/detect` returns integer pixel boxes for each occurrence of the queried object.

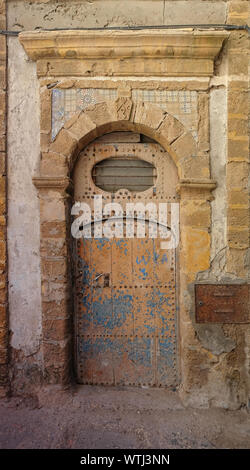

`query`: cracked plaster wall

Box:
[8,1,228,31]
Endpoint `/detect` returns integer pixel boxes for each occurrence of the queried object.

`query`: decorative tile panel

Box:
[132,89,198,141]
[52,88,198,141]
[52,88,118,140]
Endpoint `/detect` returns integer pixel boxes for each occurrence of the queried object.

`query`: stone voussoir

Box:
[157,113,185,145]
[50,128,78,158]
[171,132,197,160]
[65,110,97,146]
[84,101,116,128]
[133,101,166,130]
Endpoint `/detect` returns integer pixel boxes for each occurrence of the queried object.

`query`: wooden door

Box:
[73,135,179,387]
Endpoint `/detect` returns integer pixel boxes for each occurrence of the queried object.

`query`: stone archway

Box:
[39,97,203,179]
[33,98,216,394]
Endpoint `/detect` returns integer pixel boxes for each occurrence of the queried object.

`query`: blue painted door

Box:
[75,235,177,387]
[74,139,179,387]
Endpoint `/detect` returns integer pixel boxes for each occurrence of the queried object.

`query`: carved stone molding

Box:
[177,179,217,190]
[19,29,228,77]
[176,179,217,200]
[33,176,73,193]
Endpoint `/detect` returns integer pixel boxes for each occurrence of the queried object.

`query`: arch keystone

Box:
[114,97,133,121]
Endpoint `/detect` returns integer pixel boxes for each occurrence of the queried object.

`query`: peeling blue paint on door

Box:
[76,234,177,387]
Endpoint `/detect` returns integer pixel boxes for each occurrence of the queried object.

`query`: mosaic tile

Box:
[132,89,198,140]
[52,88,118,140]
[51,88,198,141]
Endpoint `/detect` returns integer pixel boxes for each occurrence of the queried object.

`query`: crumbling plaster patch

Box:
[210,88,227,262]
[163,1,227,25]
[195,324,236,355]
[7,38,42,357]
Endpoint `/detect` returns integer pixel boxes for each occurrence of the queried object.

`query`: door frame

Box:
[33,98,216,398]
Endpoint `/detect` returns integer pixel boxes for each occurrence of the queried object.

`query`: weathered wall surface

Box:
[0,0,8,397]
[5,0,250,406]
[8,1,228,30]
[7,38,42,391]
[210,88,227,262]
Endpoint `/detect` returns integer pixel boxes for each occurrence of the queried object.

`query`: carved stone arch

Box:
[38,98,203,182]
[33,96,216,393]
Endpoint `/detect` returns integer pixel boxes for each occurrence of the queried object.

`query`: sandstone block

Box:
[40,237,67,258]
[157,113,184,144]
[228,207,249,227]
[43,338,71,367]
[0,364,8,384]
[198,93,209,152]
[0,176,5,197]
[181,228,210,274]
[181,200,210,228]
[228,90,248,116]
[134,102,166,130]
[0,66,6,90]
[228,190,249,205]
[50,128,78,158]
[0,304,6,328]
[227,248,249,278]
[43,318,71,342]
[0,153,5,175]
[228,228,249,249]
[0,347,7,364]
[227,162,249,188]
[40,88,52,133]
[40,198,67,223]
[229,53,248,75]
[84,102,114,128]
[228,118,248,136]
[228,138,249,160]
[40,152,68,177]
[0,135,6,152]
[179,155,210,179]
[66,110,97,144]
[0,326,7,348]
[113,97,133,121]
[171,132,197,160]
[42,300,69,319]
[41,258,68,282]
[41,222,67,239]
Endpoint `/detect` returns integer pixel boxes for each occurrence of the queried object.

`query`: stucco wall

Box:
[7,38,42,381]
[8,1,228,30]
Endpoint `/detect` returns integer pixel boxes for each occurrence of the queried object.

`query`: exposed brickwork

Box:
[0,0,8,397]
